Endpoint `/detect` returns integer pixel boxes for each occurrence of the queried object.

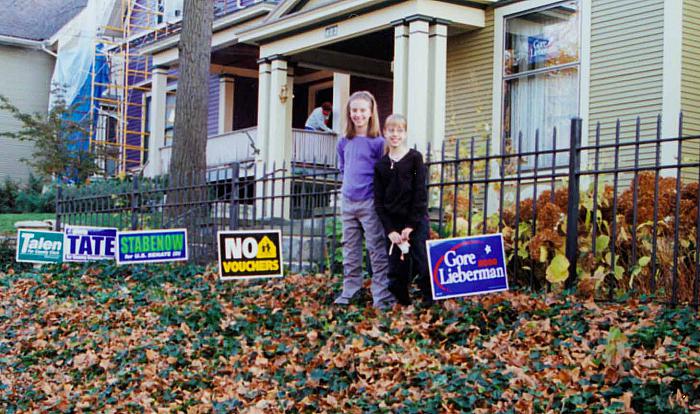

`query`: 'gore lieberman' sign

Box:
[426,233,508,300]
[117,229,188,264]
[16,229,64,263]
[63,226,117,262]
[217,230,283,280]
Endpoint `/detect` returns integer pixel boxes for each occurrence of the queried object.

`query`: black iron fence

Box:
[56,117,700,305]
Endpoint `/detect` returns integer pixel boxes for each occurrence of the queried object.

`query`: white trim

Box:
[140,3,274,56]
[0,35,44,48]
[661,0,683,168]
[491,0,590,163]
[252,0,485,57]
[307,80,333,115]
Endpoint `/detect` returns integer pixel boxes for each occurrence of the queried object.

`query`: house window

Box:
[164,93,176,146]
[145,91,176,147]
[502,1,580,168]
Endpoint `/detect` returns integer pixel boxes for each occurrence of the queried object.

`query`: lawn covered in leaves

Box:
[1,263,699,413]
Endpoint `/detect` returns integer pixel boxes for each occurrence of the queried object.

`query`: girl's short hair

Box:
[344,91,381,139]
[384,114,407,131]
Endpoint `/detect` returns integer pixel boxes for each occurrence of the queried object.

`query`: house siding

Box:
[0,45,54,182]
[682,0,700,170]
[588,0,664,168]
[445,8,494,149]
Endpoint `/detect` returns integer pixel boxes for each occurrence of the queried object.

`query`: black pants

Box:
[386,219,432,305]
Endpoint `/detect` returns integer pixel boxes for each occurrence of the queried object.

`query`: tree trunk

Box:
[167,0,213,258]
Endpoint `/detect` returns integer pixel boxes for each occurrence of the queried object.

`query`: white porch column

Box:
[218,75,235,134]
[428,21,448,153]
[267,56,293,168]
[407,17,431,151]
[332,72,350,135]
[392,21,409,116]
[256,59,271,163]
[144,66,168,177]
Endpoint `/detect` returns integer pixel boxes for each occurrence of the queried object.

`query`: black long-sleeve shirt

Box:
[373,148,428,235]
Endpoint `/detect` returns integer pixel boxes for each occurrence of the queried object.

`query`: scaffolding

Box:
[89,0,178,175]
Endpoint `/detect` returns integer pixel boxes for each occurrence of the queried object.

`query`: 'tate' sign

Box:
[117,229,188,264]
[426,233,508,300]
[63,226,117,262]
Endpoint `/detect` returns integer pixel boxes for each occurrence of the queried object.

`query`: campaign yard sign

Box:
[16,229,64,264]
[63,226,118,262]
[117,229,188,264]
[426,233,508,300]
[217,230,283,280]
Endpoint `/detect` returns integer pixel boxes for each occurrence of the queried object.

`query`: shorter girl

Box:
[373,114,433,305]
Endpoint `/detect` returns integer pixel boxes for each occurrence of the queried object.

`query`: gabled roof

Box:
[264,0,334,22]
[0,0,87,41]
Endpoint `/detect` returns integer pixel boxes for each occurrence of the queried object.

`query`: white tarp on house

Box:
[49,0,116,108]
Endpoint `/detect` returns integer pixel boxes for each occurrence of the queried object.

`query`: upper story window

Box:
[501,1,581,168]
[156,0,183,24]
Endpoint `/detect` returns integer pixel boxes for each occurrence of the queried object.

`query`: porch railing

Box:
[159,127,258,171]
[292,129,338,167]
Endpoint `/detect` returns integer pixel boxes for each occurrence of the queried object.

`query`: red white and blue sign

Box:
[63,226,118,262]
[426,233,508,300]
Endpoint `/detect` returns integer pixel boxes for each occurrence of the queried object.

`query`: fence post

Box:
[55,185,62,231]
[565,118,583,288]
[229,162,240,230]
[131,175,139,230]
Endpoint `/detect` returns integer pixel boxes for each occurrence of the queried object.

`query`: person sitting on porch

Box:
[304,102,333,133]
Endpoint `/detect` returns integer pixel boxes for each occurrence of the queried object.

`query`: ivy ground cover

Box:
[1,263,699,413]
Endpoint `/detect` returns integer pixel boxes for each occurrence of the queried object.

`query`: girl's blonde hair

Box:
[344,91,381,139]
[383,114,408,155]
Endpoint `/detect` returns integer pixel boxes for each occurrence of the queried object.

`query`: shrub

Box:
[0,177,19,213]
[436,172,699,302]
[0,174,55,213]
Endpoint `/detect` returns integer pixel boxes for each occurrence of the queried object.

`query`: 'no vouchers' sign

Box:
[426,233,508,300]
[117,229,188,264]
[63,226,117,262]
[217,230,283,280]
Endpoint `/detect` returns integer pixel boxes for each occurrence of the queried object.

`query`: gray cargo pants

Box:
[335,197,395,308]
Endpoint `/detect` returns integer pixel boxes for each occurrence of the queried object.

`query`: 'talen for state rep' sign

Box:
[116,229,188,264]
[426,233,508,300]
[16,229,64,264]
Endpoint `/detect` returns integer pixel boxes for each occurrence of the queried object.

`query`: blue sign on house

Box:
[426,233,508,300]
[528,36,550,65]
[63,226,118,262]
[116,229,188,264]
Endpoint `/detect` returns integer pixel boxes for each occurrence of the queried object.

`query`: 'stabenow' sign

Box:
[217,230,283,280]
[16,229,64,263]
[426,233,508,300]
[63,226,117,262]
[117,229,188,264]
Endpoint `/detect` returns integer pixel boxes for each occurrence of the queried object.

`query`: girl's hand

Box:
[400,227,413,242]
[388,232,402,245]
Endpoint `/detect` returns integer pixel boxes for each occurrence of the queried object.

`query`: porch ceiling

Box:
[289,29,394,81]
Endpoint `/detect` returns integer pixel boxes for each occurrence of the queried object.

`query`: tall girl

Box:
[334,91,395,309]
[373,114,433,305]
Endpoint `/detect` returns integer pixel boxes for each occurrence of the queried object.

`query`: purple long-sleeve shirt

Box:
[337,135,385,201]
